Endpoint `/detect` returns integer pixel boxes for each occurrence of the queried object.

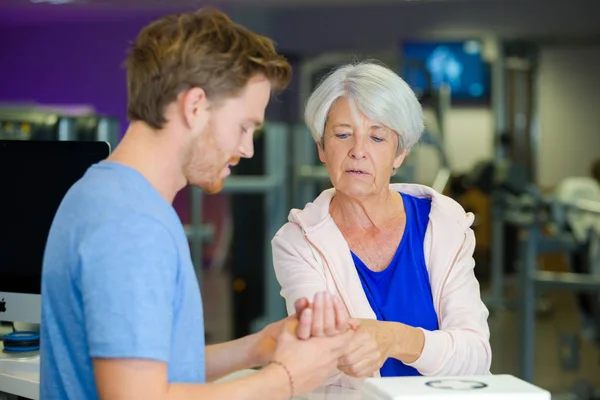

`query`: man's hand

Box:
[270,317,354,396]
[251,292,350,367]
[337,319,392,378]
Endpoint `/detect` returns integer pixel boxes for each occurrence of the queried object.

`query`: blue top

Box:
[352,192,438,377]
[40,161,206,400]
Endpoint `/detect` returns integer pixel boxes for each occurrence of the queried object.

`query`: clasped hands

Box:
[294,291,392,378]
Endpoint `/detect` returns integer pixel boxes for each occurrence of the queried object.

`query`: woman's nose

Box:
[349,137,367,159]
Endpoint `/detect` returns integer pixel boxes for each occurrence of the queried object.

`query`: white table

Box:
[0,356,39,399]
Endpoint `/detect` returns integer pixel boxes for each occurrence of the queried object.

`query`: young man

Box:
[40,8,352,400]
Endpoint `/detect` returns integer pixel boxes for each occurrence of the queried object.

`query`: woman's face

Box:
[318,96,406,199]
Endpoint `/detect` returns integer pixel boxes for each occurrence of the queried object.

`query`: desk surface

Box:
[0,355,40,399]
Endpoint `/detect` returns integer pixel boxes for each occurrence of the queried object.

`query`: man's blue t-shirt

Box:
[40,161,205,399]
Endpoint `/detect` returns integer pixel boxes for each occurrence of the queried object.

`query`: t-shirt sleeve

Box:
[77,215,179,363]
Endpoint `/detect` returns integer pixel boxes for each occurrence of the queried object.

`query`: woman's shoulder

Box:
[392,183,473,229]
[273,218,305,244]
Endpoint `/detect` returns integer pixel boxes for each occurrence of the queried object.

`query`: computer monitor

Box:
[401,40,491,103]
[0,140,110,325]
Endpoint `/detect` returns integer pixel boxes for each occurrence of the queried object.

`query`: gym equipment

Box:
[2,331,40,353]
[0,104,119,148]
[191,123,290,336]
[468,159,600,397]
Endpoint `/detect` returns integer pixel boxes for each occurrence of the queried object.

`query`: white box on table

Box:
[361,374,550,400]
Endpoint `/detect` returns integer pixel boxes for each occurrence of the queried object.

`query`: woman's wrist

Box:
[387,322,425,364]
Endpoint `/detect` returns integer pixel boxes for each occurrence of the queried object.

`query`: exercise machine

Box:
[467,159,600,399]
[191,123,290,338]
[0,104,119,148]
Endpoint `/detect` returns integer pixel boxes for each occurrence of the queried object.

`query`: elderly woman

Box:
[272,62,491,388]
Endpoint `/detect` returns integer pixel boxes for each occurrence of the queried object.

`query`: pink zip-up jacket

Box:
[272,183,492,388]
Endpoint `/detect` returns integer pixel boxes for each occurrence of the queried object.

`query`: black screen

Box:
[0,140,110,294]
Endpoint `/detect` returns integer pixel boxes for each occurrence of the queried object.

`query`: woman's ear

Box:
[393,150,407,169]
[317,140,326,163]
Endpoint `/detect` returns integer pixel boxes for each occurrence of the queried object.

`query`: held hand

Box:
[296,291,350,340]
[271,317,355,396]
[338,319,392,378]
[251,291,350,366]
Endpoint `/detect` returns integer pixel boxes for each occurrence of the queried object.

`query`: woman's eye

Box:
[371,136,384,143]
[335,133,350,139]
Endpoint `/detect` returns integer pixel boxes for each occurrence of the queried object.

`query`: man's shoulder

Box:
[60,162,178,229]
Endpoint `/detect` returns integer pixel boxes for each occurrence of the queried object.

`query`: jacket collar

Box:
[288,183,473,234]
[285,183,474,319]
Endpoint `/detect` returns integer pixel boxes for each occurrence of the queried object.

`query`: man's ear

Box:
[182,87,209,131]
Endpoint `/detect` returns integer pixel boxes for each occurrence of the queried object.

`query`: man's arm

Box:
[205,294,348,382]
[94,315,355,400]
[94,358,292,400]
[204,335,261,382]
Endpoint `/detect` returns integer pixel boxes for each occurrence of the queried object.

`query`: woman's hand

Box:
[251,292,351,367]
[300,291,350,339]
[337,319,425,378]
[337,319,392,378]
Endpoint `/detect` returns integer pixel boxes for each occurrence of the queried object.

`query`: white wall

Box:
[414,44,600,190]
[411,107,494,185]
[536,46,600,189]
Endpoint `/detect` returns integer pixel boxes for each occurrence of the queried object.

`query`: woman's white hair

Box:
[304,61,424,152]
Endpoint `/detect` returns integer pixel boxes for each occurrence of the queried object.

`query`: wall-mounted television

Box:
[401,40,491,104]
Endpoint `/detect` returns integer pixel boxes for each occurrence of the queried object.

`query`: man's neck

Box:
[107,122,187,204]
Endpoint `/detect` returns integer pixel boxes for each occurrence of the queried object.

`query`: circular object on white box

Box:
[425,379,488,390]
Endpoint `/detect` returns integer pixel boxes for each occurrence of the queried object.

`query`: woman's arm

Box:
[272,230,329,316]
[272,230,361,388]
[404,228,492,376]
[338,228,490,379]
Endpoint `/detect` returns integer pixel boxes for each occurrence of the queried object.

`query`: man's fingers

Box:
[282,316,299,337]
[296,307,312,340]
[323,293,337,336]
[311,292,325,337]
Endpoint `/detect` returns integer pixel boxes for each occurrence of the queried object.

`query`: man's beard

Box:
[183,128,231,194]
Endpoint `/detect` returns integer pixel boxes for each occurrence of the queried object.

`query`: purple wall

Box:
[0,6,276,133]
[0,19,155,133]
[0,11,284,266]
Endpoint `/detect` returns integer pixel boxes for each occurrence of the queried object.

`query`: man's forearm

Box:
[168,364,291,400]
[205,334,260,382]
